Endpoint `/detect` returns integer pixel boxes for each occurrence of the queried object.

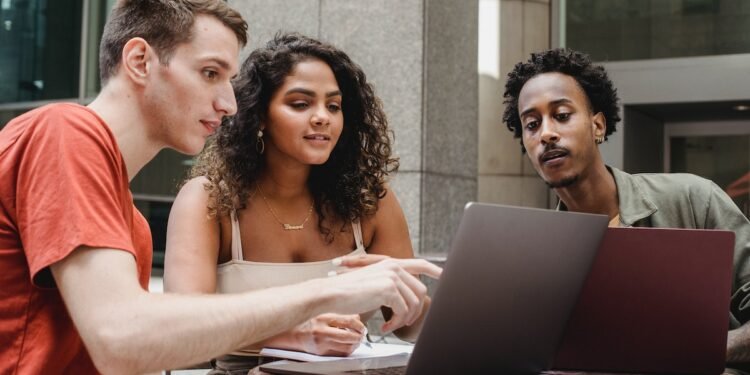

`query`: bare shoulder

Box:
[171,176,215,213]
[363,185,413,257]
[374,186,403,219]
[178,176,211,199]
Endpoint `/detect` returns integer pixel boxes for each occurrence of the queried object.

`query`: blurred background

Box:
[1,0,749,275]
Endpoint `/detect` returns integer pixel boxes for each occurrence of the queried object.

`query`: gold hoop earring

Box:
[595,136,604,144]
[256,129,265,154]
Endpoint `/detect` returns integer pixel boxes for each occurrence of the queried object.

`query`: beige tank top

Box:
[215,211,366,294]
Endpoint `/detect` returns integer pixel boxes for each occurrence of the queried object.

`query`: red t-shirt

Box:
[0,103,152,374]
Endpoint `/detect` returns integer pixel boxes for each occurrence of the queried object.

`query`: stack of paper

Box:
[259,342,414,362]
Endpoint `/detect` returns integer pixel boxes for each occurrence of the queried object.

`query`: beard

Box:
[545,174,579,188]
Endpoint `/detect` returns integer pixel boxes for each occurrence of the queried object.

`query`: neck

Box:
[87,79,162,181]
[555,162,619,219]
[258,152,312,200]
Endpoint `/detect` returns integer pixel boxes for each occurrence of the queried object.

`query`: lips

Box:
[303,133,331,141]
[201,120,220,134]
[539,148,570,164]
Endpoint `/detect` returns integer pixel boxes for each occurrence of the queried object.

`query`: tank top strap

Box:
[230,210,244,261]
[351,220,364,249]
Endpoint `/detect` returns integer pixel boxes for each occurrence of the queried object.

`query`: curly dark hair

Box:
[502,48,621,151]
[190,32,398,241]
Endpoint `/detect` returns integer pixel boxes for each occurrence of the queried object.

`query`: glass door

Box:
[665,121,750,219]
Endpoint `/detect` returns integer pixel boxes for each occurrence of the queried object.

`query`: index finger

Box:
[335,254,390,268]
[328,314,366,334]
[391,259,443,279]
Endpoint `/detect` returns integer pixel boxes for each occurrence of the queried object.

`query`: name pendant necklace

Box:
[256,182,314,230]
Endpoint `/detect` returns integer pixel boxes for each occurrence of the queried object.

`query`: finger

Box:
[393,269,423,327]
[318,326,364,344]
[381,277,412,333]
[395,268,428,326]
[392,259,443,279]
[327,314,366,334]
[335,254,391,268]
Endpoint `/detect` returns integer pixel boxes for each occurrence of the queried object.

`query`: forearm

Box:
[56,248,440,373]
[80,279,334,374]
[727,322,750,363]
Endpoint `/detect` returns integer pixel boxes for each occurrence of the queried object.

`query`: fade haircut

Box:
[502,48,621,152]
[98,0,247,85]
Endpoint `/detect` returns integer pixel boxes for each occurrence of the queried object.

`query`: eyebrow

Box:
[284,88,342,98]
[201,57,238,78]
[520,98,573,117]
[202,57,231,71]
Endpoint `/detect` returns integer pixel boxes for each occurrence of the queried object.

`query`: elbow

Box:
[86,323,145,375]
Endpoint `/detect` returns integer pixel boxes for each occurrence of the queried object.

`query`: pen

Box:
[362,328,373,348]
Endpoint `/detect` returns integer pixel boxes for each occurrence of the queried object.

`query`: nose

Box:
[215,83,237,117]
[540,117,560,145]
[310,104,330,127]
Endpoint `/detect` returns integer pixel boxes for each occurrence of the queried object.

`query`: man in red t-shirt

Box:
[0,1,441,373]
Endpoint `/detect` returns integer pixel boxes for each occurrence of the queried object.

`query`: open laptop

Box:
[262,202,609,374]
[553,226,735,375]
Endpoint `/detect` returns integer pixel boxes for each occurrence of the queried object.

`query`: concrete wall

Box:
[228,0,478,256]
[477,0,551,208]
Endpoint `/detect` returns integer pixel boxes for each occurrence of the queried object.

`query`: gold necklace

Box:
[256,183,314,230]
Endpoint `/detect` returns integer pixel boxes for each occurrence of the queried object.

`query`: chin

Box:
[173,140,207,156]
[545,174,579,189]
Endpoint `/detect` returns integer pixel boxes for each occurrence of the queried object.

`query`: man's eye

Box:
[556,113,571,121]
[524,120,539,130]
[203,70,218,80]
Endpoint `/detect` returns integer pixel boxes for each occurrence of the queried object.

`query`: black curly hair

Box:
[189,32,398,241]
[502,48,620,152]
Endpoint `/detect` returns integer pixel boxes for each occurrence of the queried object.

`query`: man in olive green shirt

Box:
[502,48,750,369]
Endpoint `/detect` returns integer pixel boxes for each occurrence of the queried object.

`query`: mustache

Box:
[542,143,569,154]
[539,144,571,164]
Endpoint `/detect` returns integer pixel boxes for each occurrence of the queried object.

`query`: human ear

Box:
[592,112,606,141]
[121,37,154,86]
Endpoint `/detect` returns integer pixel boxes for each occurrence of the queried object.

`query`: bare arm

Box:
[53,246,441,373]
[727,322,750,364]
[365,188,430,342]
[52,248,329,374]
[163,177,221,294]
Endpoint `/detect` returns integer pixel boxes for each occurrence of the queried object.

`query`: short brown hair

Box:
[99,0,247,85]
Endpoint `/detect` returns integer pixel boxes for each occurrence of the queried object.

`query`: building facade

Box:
[1,0,748,271]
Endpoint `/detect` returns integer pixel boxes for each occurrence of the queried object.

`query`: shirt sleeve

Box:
[15,108,135,288]
[705,181,750,325]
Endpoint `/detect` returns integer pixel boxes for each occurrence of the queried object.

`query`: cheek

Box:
[332,116,344,138]
[522,133,535,150]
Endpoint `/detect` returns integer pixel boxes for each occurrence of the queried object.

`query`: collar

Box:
[555,166,658,226]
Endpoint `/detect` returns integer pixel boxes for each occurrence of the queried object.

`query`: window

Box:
[563,0,750,61]
[1,0,190,272]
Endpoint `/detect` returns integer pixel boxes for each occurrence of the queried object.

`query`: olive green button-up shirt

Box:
[559,166,750,327]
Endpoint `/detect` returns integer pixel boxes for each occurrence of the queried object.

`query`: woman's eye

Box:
[556,112,571,121]
[290,102,309,109]
[328,103,341,112]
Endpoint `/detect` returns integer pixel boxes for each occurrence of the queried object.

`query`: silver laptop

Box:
[261,202,609,374]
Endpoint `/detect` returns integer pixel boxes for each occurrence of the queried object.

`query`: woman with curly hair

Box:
[163,33,426,370]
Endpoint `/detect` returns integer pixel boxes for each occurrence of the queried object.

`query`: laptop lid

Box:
[553,227,735,374]
[262,203,608,375]
[405,203,608,374]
